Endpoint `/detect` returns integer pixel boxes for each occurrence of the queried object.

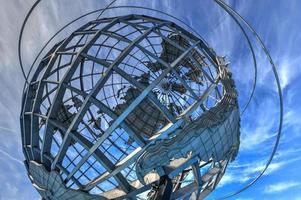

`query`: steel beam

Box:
[47,17,121,170]
[63,83,146,147]
[51,21,168,183]
[76,41,200,190]
[40,19,120,170]
[80,52,176,123]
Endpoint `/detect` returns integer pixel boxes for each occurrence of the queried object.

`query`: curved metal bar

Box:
[19,0,117,94]
[18,0,41,85]
[225,11,257,116]
[213,0,283,199]
[96,0,117,20]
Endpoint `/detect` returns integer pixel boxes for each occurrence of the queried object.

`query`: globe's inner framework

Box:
[21,14,240,199]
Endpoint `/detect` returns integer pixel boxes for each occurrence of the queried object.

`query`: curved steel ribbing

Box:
[19,3,258,116]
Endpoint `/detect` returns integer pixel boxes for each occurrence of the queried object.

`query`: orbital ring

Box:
[214,0,283,199]
[18,1,282,199]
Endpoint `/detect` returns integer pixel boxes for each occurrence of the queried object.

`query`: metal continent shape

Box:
[136,59,240,185]
[28,161,102,200]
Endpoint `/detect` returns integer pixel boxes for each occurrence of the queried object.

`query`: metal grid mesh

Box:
[21,14,239,199]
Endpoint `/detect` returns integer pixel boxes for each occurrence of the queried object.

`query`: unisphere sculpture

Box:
[21,14,240,199]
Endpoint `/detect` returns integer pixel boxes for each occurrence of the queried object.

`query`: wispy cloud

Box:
[239,97,278,151]
[218,172,250,187]
[219,153,301,187]
[0,147,23,165]
[1,0,301,199]
[0,126,17,134]
[264,181,301,194]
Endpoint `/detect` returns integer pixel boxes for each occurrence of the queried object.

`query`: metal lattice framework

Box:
[21,14,241,199]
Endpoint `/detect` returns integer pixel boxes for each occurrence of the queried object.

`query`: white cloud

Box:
[0,147,23,165]
[239,97,278,151]
[277,56,301,90]
[218,172,250,187]
[0,0,301,199]
[273,147,301,160]
[219,154,301,187]
[264,181,301,194]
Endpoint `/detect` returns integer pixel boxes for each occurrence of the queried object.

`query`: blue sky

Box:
[0,0,300,199]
